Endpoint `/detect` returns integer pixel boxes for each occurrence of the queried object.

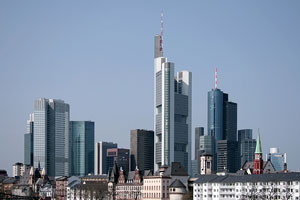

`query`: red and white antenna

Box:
[160,11,163,53]
[215,67,218,89]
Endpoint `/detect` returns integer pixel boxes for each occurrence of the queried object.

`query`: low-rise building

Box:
[193,172,300,200]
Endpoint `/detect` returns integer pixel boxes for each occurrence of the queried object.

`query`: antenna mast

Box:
[215,67,218,89]
[160,11,163,54]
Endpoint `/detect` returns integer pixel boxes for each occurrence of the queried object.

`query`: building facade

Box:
[24,113,34,166]
[69,121,95,176]
[95,141,118,175]
[267,147,286,171]
[154,16,192,174]
[130,129,154,171]
[193,173,300,200]
[217,140,239,173]
[238,129,256,167]
[107,148,130,174]
[33,98,70,177]
[195,127,204,160]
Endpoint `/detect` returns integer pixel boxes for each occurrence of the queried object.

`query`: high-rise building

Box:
[69,121,95,176]
[194,127,204,160]
[95,141,117,175]
[130,129,154,171]
[238,129,256,167]
[107,148,130,173]
[24,113,34,166]
[267,148,286,171]
[33,98,70,177]
[154,14,192,174]
[207,69,238,171]
[217,140,239,173]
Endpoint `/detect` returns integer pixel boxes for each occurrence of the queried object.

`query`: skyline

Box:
[1,1,300,175]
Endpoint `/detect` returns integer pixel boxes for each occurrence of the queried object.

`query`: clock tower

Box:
[253,130,263,174]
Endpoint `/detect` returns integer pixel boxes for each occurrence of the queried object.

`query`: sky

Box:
[0,1,300,176]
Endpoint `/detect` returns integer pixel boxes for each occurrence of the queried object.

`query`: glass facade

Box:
[33,98,70,177]
[70,121,95,176]
[238,129,256,167]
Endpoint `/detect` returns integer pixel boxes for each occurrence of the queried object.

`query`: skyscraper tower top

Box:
[154,12,164,58]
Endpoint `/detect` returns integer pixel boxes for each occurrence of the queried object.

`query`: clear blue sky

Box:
[1,1,300,175]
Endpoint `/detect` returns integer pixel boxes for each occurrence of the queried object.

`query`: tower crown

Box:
[255,130,262,154]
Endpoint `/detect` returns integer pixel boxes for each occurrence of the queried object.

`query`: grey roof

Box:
[155,162,188,176]
[169,179,186,188]
[2,177,19,184]
[81,175,107,179]
[127,171,135,181]
[195,172,300,184]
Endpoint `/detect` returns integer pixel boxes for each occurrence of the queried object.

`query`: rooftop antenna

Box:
[160,11,163,54]
[215,67,218,89]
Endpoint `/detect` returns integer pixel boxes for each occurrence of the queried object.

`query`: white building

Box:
[193,173,300,200]
[12,163,31,177]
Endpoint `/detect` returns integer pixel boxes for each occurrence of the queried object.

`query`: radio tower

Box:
[215,67,218,89]
[160,11,163,54]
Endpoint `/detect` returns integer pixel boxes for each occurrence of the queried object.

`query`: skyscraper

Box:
[194,127,204,160]
[69,121,95,176]
[95,141,117,175]
[130,129,154,171]
[107,148,130,173]
[238,129,256,167]
[207,69,238,171]
[33,98,70,177]
[24,113,34,166]
[217,140,239,173]
[154,13,192,174]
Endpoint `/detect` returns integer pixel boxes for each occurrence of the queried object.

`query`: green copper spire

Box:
[255,129,262,154]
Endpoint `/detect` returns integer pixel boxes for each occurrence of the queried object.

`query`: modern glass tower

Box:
[95,141,117,175]
[154,15,192,174]
[69,121,95,176]
[267,148,286,171]
[33,98,70,177]
[24,113,34,166]
[195,127,204,160]
[238,129,256,167]
[130,129,154,171]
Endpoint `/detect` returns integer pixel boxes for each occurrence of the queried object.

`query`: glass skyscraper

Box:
[207,86,238,171]
[95,141,118,175]
[33,98,70,177]
[24,113,34,166]
[154,32,192,174]
[238,129,256,167]
[195,127,204,160]
[69,121,95,176]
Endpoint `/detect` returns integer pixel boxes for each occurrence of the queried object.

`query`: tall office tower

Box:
[195,127,204,160]
[24,113,34,166]
[69,121,95,176]
[33,98,70,177]
[217,140,239,173]
[154,13,192,174]
[130,129,154,171]
[267,148,286,171]
[238,129,256,167]
[95,141,117,175]
[106,148,130,173]
[207,69,237,170]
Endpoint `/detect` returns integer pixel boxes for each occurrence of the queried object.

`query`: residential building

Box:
[238,129,256,167]
[200,153,213,175]
[56,176,69,200]
[154,15,192,174]
[267,147,286,171]
[69,121,95,176]
[107,148,130,174]
[95,141,117,175]
[193,173,300,200]
[12,163,31,177]
[33,98,70,177]
[195,127,204,160]
[168,179,187,200]
[24,113,34,166]
[130,129,154,171]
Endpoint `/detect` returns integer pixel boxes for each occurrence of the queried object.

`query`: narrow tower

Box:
[253,130,263,174]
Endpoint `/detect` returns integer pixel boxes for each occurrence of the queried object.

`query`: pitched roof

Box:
[169,179,186,188]
[255,131,262,154]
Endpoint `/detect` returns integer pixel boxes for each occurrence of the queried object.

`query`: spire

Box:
[255,129,262,154]
[215,67,218,89]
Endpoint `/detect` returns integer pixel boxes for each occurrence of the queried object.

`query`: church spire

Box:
[255,129,262,154]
